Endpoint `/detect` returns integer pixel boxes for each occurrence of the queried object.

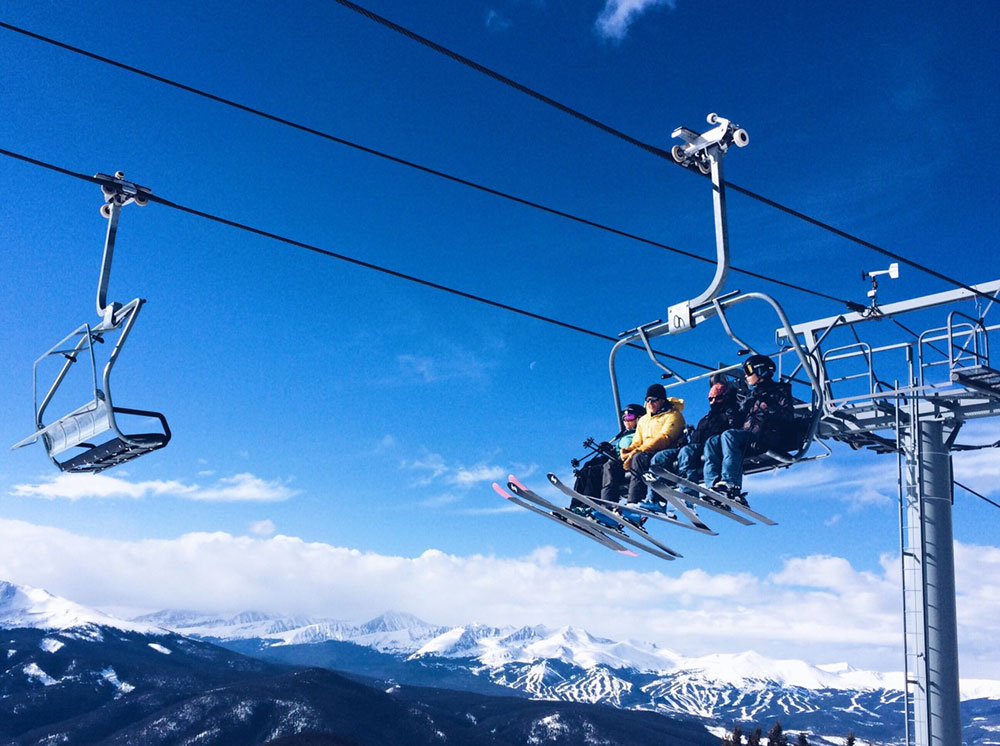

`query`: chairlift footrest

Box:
[59,434,168,474]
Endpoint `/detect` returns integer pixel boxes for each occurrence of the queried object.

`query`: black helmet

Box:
[742,354,776,379]
[623,403,646,419]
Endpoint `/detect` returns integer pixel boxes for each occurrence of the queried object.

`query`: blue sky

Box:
[1,0,999,676]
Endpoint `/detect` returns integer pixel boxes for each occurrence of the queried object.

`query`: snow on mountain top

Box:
[668,649,891,691]
[136,608,335,641]
[0,581,163,636]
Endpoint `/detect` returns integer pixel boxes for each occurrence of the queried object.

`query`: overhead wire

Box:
[326,0,997,305]
[0,20,855,310]
[954,480,1000,511]
[0,146,715,372]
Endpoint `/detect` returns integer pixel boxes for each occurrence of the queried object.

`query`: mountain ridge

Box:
[127,600,1000,699]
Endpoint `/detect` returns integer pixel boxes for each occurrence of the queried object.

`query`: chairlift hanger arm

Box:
[94,171,150,327]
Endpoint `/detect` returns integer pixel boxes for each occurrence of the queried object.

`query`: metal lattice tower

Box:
[779,283,1000,746]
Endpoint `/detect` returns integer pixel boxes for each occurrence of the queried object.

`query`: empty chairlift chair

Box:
[12,172,170,473]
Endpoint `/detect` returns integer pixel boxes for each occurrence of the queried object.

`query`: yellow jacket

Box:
[621,398,686,470]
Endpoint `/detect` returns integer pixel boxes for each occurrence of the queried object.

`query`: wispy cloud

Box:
[746,460,895,510]
[11,472,298,503]
[1,518,997,676]
[595,0,676,41]
[401,449,529,493]
[452,464,507,486]
[402,451,450,487]
[396,349,493,385]
[485,9,512,32]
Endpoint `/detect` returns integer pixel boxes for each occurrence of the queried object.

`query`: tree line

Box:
[721,721,861,745]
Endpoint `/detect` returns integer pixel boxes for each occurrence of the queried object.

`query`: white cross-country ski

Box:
[492,483,637,556]
[648,464,777,526]
[542,473,682,560]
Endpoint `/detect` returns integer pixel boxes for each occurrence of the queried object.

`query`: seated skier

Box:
[616,384,685,524]
[642,377,742,518]
[569,403,645,508]
[702,355,795,507]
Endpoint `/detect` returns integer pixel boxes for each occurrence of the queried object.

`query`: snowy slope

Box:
[0,580,163,636]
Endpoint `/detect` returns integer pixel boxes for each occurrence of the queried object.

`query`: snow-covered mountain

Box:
[5,582,999,744]
[0,580,163,637]
[0,580,720,746]
[137,603,1000,744]
[134,607,450,651]
[136,603,1000,700]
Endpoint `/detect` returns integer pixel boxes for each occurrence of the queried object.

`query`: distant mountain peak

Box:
[359,610,433,634]
[0,580,163,636]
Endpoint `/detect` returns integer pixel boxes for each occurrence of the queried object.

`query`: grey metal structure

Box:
[12,172,170,473]
[611,114,1000,745]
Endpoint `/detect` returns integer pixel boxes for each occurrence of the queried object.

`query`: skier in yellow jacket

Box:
[620,383,686,506]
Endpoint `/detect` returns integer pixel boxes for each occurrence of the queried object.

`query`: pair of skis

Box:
[496,466,778,561]
[494,473,680,561]
[645,464,777,526]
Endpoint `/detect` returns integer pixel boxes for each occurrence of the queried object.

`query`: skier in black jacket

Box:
[702,355,795,504]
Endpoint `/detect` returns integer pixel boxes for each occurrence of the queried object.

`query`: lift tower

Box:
[777,281,1000,746]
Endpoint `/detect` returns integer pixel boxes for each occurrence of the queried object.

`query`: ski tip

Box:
[508,474,527,491]
[618,549,640,557]
[492,483,512,499]
[545,472,557,483]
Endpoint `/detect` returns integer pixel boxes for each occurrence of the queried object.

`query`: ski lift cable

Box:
[325,1,996,305]
[0,146,716,371]
[0,21,852,310]
[953,480,1000,511]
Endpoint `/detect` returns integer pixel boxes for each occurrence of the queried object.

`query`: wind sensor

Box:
[861,262,899,316]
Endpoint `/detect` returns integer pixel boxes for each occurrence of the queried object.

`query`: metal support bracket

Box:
[94,171,151,328]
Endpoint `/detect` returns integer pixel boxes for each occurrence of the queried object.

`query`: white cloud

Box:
[402,451,450,487]
[0,518,997,676]
[746,460,896,510]
[11,472,297,503]
[401,450,528,492]
[595,0,675,40]
[186,473,297,502]
[451,463,507,487]
[249,520,276,537]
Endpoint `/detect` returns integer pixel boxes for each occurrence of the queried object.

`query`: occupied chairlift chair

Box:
[12,172,170,473]
[609,114,830,479]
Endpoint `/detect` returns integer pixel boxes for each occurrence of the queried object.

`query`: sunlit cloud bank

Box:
[0,518,997,677]
[595,0,675,40]
[10,472,298,502]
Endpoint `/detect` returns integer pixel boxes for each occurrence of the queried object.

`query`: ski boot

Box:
[638,499,668,515]
[714,481,748,508]
[588,508,623,531]
[619,508,647,529]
